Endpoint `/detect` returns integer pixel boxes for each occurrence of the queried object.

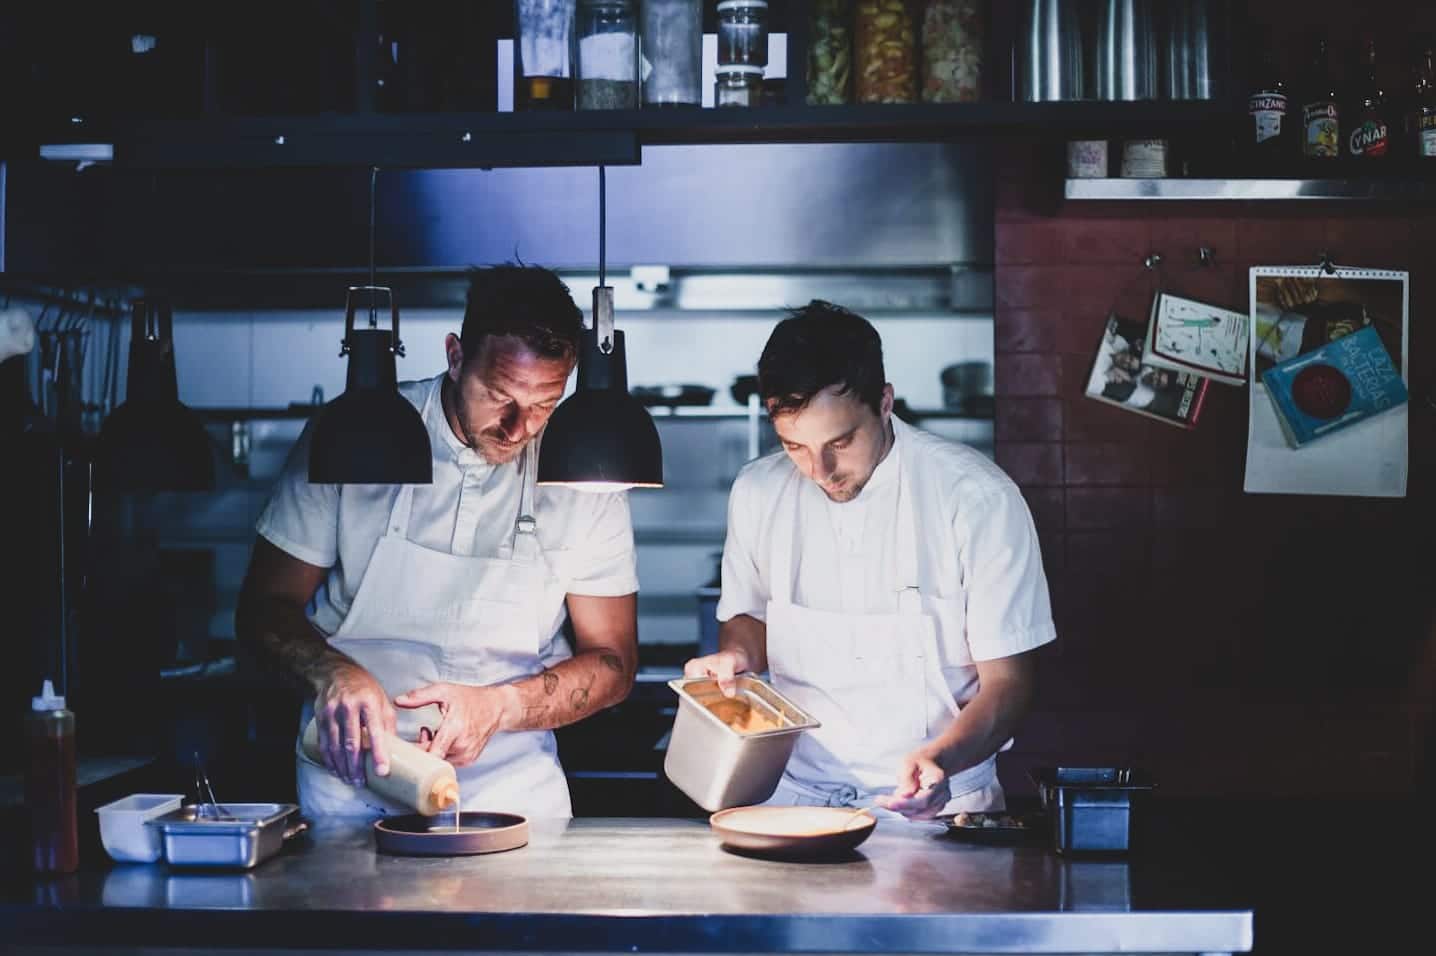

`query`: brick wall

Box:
[992,142,1436,798]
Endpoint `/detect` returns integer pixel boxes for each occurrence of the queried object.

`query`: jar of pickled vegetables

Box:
[855,0,916,104]
[920,0,982,103]
[806,0,852,105]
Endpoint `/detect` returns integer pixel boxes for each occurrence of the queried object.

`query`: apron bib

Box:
[296,379,571,818]
[764,449,1003,815]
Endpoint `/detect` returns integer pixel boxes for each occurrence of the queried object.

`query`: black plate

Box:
[373,812,528,856]
[941,811,1048,845]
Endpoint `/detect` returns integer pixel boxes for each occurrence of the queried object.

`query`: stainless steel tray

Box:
[148,803,304,868]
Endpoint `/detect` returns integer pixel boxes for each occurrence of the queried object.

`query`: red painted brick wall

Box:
[992,142,1436,798]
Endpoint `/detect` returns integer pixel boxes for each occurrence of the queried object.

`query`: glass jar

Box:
[717,0,768,69]
[855,0,916,103]
[639,0,702,107]
[920,0,982,102]
[515,0,577,110]
[715,65,764,107]
[578,0,639,109]
[806,0,852,105]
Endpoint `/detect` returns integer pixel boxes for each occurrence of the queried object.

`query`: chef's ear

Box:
[879,384,895,422]
[445,333,465,382]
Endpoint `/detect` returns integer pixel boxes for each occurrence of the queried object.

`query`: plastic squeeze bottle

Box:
[301,718,459,816]
[27,680,78,874]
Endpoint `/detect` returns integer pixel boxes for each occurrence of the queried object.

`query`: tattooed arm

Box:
[504,592,638,730]
[396,593,639,766]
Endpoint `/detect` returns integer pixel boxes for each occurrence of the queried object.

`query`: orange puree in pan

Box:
[705,697,782,734]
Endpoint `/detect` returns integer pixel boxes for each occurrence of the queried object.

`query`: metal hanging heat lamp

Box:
[308,168,432,485]
[96,296,215,492]
[538,167,662,492]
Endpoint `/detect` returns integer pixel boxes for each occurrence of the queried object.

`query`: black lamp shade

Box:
[308,328,432,485]
[538,327,663,490]
[96,298,215,492]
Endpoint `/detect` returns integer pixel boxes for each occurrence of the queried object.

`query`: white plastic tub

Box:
[95,794,184,863]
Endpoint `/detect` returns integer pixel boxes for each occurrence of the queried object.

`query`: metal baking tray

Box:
[147,803,303,868]
[942,810,1048,845]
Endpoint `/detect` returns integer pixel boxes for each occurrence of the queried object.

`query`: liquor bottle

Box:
[1408,37,1436,160]
[1347,37,1390,160]
[1247,26,1291,172]
[1300,31,1340,163]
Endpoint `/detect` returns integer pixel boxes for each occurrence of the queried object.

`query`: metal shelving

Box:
[1065,177,1436,202]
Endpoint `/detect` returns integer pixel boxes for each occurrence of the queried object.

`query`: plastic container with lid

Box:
[27,680,78,874]
[715,65,764,107]
[717,0,768,68]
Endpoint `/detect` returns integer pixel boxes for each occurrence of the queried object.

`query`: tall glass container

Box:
[855,0,917,103]
[807,0,853,105]
[640,0,702,107]
[515,0,578,110]
[921,0,983,102]
[578,0,640,109]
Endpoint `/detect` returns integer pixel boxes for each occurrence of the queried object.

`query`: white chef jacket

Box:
[257,374,640,657]
[716,417,1055,710]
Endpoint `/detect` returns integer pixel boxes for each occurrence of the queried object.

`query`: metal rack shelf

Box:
[1065,177,1436,202]
[28,101,1237,170]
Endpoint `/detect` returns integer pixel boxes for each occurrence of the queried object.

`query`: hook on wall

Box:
[1143,252,1163,270]
[1317,250,1337,275]
[1197,246,1215,267]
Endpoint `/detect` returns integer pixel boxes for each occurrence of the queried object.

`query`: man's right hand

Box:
[683,649,751,698]
[313,664,397,787]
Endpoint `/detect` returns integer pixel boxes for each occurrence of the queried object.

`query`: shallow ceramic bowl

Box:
[709,805,876,858]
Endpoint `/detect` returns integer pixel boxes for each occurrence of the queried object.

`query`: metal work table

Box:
[3,818,1252,954]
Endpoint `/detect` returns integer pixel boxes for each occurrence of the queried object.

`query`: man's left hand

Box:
[395,682,515,767]
[874,750,951,820]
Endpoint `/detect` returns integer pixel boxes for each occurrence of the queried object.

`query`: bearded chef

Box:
[685,301,1055,820]
[236,265,639,818]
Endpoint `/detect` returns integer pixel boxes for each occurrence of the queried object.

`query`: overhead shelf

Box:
[1065,177,1436,202]
[29,101,1238,170]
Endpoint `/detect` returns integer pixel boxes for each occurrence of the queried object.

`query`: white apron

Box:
[763,451,1004,816]
[296,385,571,819]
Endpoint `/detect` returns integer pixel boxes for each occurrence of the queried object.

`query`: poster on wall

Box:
[1243,265,1409,498]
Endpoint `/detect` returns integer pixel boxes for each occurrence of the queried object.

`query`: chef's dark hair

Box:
[758,300,886,416]
[460,263,583,363]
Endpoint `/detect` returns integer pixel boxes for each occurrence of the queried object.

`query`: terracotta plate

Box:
[374,812,529,856]
[709,806,876,858]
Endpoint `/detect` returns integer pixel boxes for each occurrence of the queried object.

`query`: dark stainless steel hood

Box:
[6,142,993,280]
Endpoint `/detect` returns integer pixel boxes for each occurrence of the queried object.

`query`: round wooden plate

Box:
[374,812,529,856]
[709,806,876,858]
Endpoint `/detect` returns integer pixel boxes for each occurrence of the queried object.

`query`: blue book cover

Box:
[1260,325,1407,447]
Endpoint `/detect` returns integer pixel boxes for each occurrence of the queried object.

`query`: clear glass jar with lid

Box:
[717,0,768,69]
[577,0,639,109]
[715,64,764,107]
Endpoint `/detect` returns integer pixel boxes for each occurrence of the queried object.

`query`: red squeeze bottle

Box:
[26,680,78,874]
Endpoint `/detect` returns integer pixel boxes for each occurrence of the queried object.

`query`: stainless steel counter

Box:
[4,818,1252,954]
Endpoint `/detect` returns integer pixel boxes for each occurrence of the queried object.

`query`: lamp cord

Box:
[368,165,378,328]
[598,165,606,289]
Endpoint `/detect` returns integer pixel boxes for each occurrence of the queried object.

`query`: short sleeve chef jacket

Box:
[716,417,1055,708]
[256,374,639,661]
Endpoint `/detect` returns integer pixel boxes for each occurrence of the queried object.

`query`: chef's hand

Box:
[683,648,751,697]
[396,682,513,767]
[874,749,951,821]
[313,663,396,787]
